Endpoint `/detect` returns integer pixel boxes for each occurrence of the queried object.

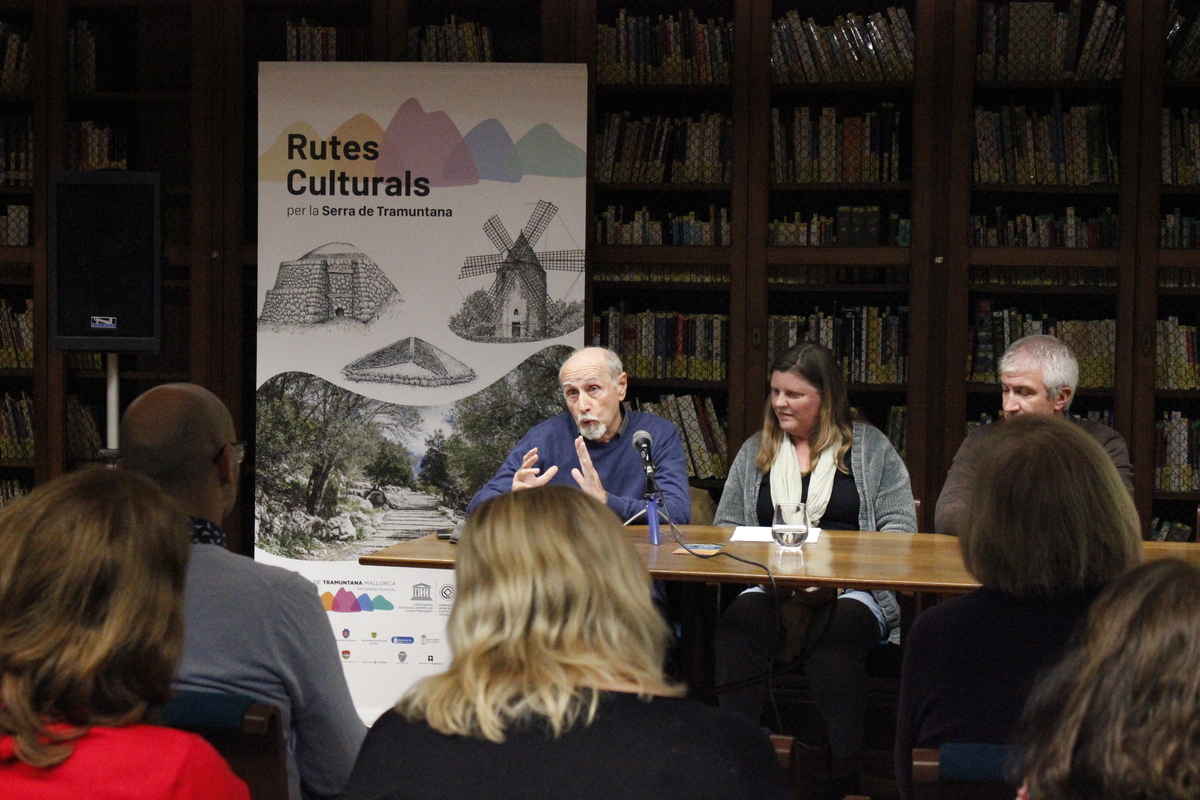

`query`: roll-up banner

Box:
[256,63,587,722]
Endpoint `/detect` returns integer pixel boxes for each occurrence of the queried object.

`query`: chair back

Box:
[160,691,289,800]
[912,744,1020,800]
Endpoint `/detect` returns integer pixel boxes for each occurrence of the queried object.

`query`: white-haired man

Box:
[121,383,366,800]
[935,334,1134,535]
[467,346,692,525]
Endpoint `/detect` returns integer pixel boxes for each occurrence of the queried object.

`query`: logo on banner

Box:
[371,632,377,639]
[391,636,414,644]
[342,629,350,638]
[440,585,455,600]
[411,583,432,601]
[341,650,350,660]
[398,652,407,663]
[322,588,395,612]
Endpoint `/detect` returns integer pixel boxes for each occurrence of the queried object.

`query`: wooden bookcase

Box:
[8,0,1200,542]
[942,0,1144,525]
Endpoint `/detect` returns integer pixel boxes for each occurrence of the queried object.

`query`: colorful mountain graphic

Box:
[320,587,395,612]
[259,99,584,186]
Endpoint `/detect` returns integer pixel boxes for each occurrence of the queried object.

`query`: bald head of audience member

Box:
[120,383,241,524]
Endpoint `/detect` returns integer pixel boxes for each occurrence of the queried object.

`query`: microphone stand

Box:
[644,470,663,546]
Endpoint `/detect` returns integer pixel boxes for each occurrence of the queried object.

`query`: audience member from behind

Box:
[120,383,365,800]
[935,334,1134,535]
[1019,559,1200,800]
[895,415,1142,800]
[0,468,249,799]
[342,485,788,800]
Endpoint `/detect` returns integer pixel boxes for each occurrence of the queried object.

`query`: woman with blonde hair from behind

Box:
[343,485,787,800]
[0,467,248,799]
[1019,558,1200,800]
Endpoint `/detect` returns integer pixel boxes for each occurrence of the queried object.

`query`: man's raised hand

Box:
[511,447,558,492]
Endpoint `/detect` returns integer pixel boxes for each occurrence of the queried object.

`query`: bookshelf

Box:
[1133,0,1200,540]
[0,6,34,504]
[578,0,747,487]
[943,0,1145,529]
[3,1,1197,540]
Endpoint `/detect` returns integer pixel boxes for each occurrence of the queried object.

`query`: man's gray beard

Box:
[577,418,607,440]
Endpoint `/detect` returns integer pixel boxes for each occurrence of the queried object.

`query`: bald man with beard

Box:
[121,384,365,800]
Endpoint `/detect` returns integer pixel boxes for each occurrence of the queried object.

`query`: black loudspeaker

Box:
[50,171,161,352]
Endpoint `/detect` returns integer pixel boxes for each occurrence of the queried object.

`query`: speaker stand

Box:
[98,354,121,467]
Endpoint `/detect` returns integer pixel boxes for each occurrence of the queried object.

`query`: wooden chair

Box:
[769,735,873,800]
[159,691,289,800]
[911,744,1020,800]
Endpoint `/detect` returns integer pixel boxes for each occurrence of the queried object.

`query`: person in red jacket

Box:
[0,468,249,800]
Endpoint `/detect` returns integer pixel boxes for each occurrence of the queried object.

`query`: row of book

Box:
[1149,517,1195,543]
[66,394,104,461]
[0,204,29,247]
[969,206,1118,248]
[0,115,32,187]
[766,307,909,385]
[969,266,1117,287]
[1161,108,1200,186]
[1156,317,1200,390]
[594,205,730,246]
[66,352,104,370]
[769,265,908,286]
[1165,1,1200,81]
[67,20,96,94]
[69,121,127,172]
[0,391,32,459]
[592,263,728,284]
[770,106,903,184]
[973,101,1118,185]
[769,207,911,247]
[1159,268,1200,288]
[975,0,1124,82]
[634,394,728,480]
[969,300,1115,387]
[285,20,371,62]
[0,479,27,508]
[0,23,30,94]
[770,8,914,84]
[884,405,907,459]
[594,111,731,184]
[0,298,32,368]
[597,10,732,85]
[407,18,493,63]
[1161,210,1200,249]
[1155,411,1200,494]
[592,308,727,381]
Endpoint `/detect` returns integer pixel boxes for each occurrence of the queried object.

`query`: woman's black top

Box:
[756,461,860,529]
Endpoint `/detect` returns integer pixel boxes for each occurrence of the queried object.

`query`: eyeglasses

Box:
[213,441,247,465]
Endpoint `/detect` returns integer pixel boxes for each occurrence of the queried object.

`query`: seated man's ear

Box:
[1052,386,1073,414]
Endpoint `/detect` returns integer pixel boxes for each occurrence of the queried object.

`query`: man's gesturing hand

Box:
[570,436,607,505]
[511,447,558,492]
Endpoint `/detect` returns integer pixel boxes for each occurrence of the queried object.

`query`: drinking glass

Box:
[771,502,808,547]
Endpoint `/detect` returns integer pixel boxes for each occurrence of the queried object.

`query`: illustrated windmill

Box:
[458,200,584,340]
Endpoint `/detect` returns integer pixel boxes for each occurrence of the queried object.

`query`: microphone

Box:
[632,430,656,476]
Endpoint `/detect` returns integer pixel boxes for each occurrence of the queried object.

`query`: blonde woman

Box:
[1019,558,1200,800]
[0,468,248,799]
[714,342,916,797]
[343,485,787,800]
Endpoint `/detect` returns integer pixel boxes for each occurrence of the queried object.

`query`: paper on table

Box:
[730,526,821,543]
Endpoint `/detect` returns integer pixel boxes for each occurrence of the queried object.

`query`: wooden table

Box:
[361,525,1200,696]
[360,524,1200,591]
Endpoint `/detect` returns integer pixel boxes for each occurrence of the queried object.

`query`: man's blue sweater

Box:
[466,409,692,525]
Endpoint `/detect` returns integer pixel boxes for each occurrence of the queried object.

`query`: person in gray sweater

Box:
[713,343,916,798]
[121,384,367,800]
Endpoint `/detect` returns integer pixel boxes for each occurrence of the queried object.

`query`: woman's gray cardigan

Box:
[714,422,918,644]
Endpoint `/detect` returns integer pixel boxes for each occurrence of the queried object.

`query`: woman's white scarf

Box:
[769,432,841,527]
